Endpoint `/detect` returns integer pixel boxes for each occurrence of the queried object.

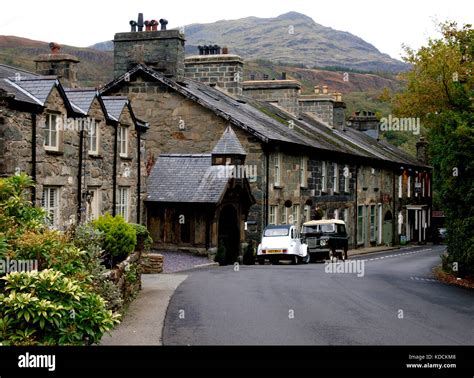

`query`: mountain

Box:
[0,36,113,87]
[90,12,408,73]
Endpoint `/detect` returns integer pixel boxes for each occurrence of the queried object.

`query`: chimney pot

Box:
[129,20,137,32]
[49,42,60,54]
[263,74,269,80]
[314,85,320,94]
[145,20,151,31]
[137,13,144,32]
[322,85,328,94]
[150,19,158,31]
[282,72,287,80]
[159,19,168,30]
[222,46,229,54]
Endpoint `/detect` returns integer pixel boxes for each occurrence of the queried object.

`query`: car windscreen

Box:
[264,228,289,237]
[302,224,335,233]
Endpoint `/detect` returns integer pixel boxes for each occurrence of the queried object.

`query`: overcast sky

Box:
[0,0,472,60]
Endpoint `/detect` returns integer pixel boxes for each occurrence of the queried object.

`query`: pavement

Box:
[163,244,474,345]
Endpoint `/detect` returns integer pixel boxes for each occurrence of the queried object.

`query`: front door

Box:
[218,205,240,264]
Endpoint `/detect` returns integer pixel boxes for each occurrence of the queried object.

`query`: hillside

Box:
[92,12,408,73]
[0,36,113,87]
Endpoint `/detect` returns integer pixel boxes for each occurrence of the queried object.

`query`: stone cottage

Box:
[99,15,432,262]
[0,50,148,227]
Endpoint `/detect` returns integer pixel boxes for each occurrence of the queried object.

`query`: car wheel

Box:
[257,258,265,265]
[330,247,337,262]
[303,253,310,264]
[343,245,348,260]
[339,250,346,261]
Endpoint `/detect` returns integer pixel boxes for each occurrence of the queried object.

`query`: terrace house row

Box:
[99,15,432,260]
[0,55,148,228]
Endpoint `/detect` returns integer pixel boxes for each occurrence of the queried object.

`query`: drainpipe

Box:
[77,124,84,223]
[136,128,141,224]
[354,164,358,249]
[392,171,396,246]
[264,147,269,229]
[31,113,37,204]
[112,124,118,216]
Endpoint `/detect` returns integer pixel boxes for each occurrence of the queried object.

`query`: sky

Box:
[0,0,472,60]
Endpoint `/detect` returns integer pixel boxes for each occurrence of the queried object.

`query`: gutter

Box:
[112,123,118,216]
[264,146,269,229]
[31,113,37,203]
[77,124,84,223]
[354,164,358,249]
[136,128,141,224]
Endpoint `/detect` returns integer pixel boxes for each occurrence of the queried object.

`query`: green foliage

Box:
[243,241,256,265]
[93,214,137,266]
[394,22,474,277]
[0,269,120,345]
[215,244,226,266]
[130,223,153,252]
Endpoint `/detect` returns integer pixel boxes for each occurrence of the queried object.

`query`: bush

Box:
[130,223,153,252]
[215,244,226,266]
[93,214,137,267]
[0,269,120,345]
[243,241,256,265]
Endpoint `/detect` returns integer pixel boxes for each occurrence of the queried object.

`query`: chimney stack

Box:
[314,86,320,94]
[416,137,428,163]
[35,43,79,88]
[322,85,328,94]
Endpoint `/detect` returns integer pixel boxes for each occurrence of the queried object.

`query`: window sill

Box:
[273,185,283,189]
[45,149,63,156]
[89,153,103,159]
[120,156,133,161]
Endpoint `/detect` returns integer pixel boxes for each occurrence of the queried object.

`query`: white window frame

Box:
[344,165,350,193]
[299,156,307,187]
[88,121,99,155]
[269,205,278,225]
[42,187,59,227]
[321,161,327,192]
[333,163,339,193]
[292,204,300,226]
[357,205,364,244]
[370,205,376,242]
[398,175,403,198]
[280,205,287,224]
[117,187,129,221]
[118,126,128,158]
[86,188,100,221]
[44,113,59,151]
[274,152,282,187]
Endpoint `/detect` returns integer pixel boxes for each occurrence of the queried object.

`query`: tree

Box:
[394,22,474,278]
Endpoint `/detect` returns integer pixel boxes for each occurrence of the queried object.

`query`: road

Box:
[162,245,474,345]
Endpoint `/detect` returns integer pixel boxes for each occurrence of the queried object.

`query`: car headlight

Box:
[320,239,328,246]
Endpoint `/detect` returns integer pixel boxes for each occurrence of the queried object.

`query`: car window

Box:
[264,228,289,237]
[320,224,335,233]
[337,225,346,234]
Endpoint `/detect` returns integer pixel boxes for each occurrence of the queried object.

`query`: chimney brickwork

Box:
[35,42,79,88]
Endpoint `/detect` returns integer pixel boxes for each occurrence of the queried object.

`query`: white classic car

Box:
[256,224,309,265]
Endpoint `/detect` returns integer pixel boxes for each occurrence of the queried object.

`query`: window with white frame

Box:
[299,156,307,187]
[344,165,350,192]
[370,205,376,241]
[86,188,100,221]
[269,205,278,225]
[398,174,403,198]
[280,205,287,224]
[321,161,327,192]
[117,187,129,221]
[292,204,300,226]
[357,205,364,244]
[305,205,311,222]
[42,187,59,227]
[44,113,59,150]
[118,126,128,157]
[88,121,99,155]
[274,152,282,187]
[333,163,339,192]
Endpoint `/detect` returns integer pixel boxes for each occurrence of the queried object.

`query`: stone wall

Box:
[104,252,142,305]
[299,97,334,126]
[140,252,164,274]
[113,30,185,79]
[185,55,244,96]
[242,81,301,115]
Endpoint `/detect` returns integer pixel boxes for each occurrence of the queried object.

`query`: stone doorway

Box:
[383,210,393,246]
[218,205,240,264]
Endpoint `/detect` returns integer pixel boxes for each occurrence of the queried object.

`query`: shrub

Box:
[93,214,136,267]
[0,269,120,345]
[215,244,226,266]
[243,241,256,265]
[130,223,153,252]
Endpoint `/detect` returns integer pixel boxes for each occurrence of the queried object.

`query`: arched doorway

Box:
[218,205,240,264]
[383,210,393,246]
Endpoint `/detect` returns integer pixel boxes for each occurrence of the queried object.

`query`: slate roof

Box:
[212,126,247,155]
[64,88,98,114]
[0,64,40,80]
[12,77,59,105]
[102,96,129,121]
[0,79,42,105]
[101,64,430,169]
[147,154,230,203]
